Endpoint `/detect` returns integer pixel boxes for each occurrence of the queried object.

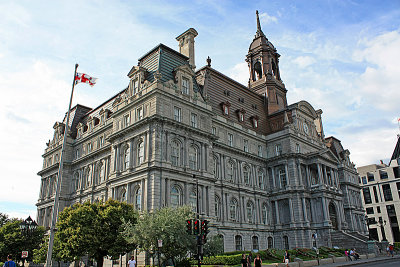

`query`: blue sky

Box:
[1,0,400,220]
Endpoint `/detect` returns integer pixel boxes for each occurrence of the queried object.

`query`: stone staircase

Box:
[330,230,369,253]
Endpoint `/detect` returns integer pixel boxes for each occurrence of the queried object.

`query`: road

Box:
[356,258,400,266]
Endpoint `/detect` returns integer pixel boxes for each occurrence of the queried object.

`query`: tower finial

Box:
[255,10,264,37]
[256,10,261,31]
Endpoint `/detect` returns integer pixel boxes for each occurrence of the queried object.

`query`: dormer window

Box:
[182,77,189,94]
[132,79,139,94]
[237,109,246,122]
[251,116,259,128]
[83,125,88,132]
[221,102,231,116]
[94,117,100,126]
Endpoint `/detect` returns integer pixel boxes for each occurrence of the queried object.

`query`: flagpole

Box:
[46,63,79,267]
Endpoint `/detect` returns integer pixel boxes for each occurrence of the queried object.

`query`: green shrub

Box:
[201,254,243,265]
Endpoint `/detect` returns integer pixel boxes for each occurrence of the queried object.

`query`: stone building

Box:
[358,136,400,244]
[37,12,367,254]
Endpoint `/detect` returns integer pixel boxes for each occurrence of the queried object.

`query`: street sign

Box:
[22,251,28,258]
[158,239,163,248]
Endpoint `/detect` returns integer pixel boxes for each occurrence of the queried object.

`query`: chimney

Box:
[176,28,198,70]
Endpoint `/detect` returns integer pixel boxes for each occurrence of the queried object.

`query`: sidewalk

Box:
[263,254,400,267]
[321,254,400,267]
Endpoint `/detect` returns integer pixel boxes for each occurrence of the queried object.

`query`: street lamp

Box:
[20,216,38,233]
[377,217,387,241]
[19,216,38,263]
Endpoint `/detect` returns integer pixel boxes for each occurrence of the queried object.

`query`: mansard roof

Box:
[391,135,400,161]
[197,65,269,134]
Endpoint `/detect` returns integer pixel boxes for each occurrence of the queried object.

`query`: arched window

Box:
[283,235,289,250]
[247,201,254,223]
[215,195,221,221]
[243,166,250,185]
[86,166,92,187]
[171,140,181,166]
[226,160,234,182]
[73,172,79,191]
[189,189,197,212]
[171,185,182,208]
[230,199,238,221]
[188,145,198,170]
[258,169,265,189]
[124,146,130,170]
[252,236,259,250]
[213,156,219,178]
[135,187,142,210]
[99,161,105,182]
[279,168,287,188]
[267,237,274,249]
[254,61,262,80]
[235,235,242,251]
[137,140,144,165]
[262,203,268,224]
[120,189,127,202]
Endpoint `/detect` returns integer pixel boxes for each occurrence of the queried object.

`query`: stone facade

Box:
[37,13,366,254]
[358,137,400,244]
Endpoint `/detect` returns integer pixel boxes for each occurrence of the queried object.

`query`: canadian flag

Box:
[75,72,97,87]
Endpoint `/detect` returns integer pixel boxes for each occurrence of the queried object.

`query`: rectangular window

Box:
[373,186,379,203]
[137,107,143,121]
[397,182,400,198]
[191,113,198,128]
[87,143,92,153]
[279,169,287,188]
[174,107,181,122]
[382,184,393,201]
[212,127,216,135]
[182,77,189,94]
[124,114,130,127]
[75,149,80,159]
[367,172,375,182]
[296,143,300,153]
[223,105,229,115]
[275,144,282,156]
[362,176,367,184]
[228,133,233,147]
[132,79,139,94]
[363,187,372,204]
[377,206,381,213]
[393,167,400,178]
[244,139,249,152]
[258,145,263,157]
[99,136,104,148]
[380,171,388,179]
[366,207,374,214]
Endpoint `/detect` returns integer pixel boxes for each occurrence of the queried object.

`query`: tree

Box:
[123,206,196,266]
[55,200,137,267]
[203,235,224,257]
[33,235,66,265]
[0,219,45,262]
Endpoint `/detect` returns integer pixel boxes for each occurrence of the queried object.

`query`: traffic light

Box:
[201,220,209,235]
[193,220,200,235]
[186,220,192,235]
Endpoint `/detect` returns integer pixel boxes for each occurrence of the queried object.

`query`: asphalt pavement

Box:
[320,255,400,267]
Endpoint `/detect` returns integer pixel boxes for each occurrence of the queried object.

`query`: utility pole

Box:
[193,174,202,267]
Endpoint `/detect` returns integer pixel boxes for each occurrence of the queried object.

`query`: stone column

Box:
[275,201,280,224]
[288,198,294,222]
[127,183,132,203]
[142,179,146,210]
[321,197,328,222]
[129,138,134,169]
[202,185,206,215]
[166,178,170,206]
[317,164,323,184]
[302,198,308,222]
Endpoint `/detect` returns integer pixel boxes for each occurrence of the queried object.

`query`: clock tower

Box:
[246,10,287,114]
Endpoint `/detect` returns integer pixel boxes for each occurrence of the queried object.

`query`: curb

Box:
[334,256,399,267]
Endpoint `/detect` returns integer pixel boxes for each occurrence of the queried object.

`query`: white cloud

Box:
[259,12,278,24]
[292,56,316,68]
[228,62,248,85]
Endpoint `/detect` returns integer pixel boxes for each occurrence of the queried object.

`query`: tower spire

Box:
[256,10,264,37]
